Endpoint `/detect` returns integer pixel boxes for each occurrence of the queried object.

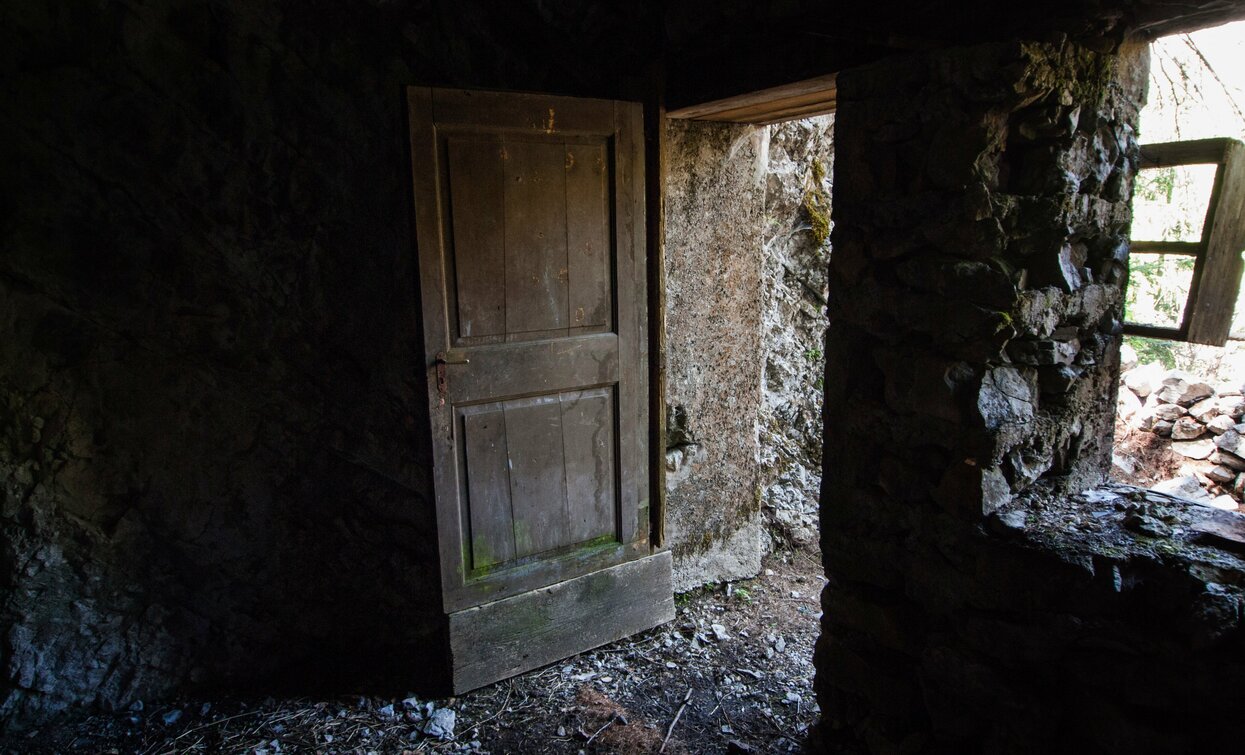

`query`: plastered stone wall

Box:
[663,120,768,591]
[813,38,1245,752]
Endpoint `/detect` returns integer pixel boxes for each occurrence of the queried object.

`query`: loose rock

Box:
[1171,417,1205,441]
[1206,415,1236,435]
[424,708,456,740]
[1172,440,1215,460]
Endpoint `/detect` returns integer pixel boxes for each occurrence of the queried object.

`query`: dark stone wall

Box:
[0,0,657,729]
[819,38,1245,752]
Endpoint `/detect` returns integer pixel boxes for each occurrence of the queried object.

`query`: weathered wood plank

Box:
[448,551,674,693]
[565,143,611,330]
[433,89,616,134]
[504,140,570,334]
[1129,240,1201,255]
[694,92,839,125]
[1187,139,1245,346]
[445,332,619,405]
[615,100,645,546]
[561,389,617,543]
[1140,138,1231,168]
[666,73,837,122]
[505,395,570,557]
[448,138,506,338]
[409,87,473,601]
[461,405,515,569]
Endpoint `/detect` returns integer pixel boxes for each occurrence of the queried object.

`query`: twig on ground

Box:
[584,715,617,746]
[660,688,693,753]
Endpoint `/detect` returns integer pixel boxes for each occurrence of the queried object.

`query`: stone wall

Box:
[663,120,768,591]
[812,38,1245,751]
[760,116,833,550]
[0,0,660,730]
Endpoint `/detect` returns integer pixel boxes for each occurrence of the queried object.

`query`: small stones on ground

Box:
[424,707,456,740]
[1119,365,1245,510]
[14,552,825,755]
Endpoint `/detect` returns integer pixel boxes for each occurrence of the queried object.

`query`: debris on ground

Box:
[2,550,826,754]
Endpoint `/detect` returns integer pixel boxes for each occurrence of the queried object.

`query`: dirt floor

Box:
[1112,418,1183,488]
[3,548,827,754]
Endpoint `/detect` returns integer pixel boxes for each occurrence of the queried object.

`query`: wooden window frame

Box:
[1125,137,1245,346]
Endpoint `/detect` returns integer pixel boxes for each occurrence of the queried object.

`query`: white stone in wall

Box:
[1153,403,1188,421]
[1208,494,1239,511]
[1152,474,1212,502]
[1217,395,1245,419]
[1154,370,1215,406]
[1207,415,1237,435]
[1171,417,1206,440]
[1117,388,1142,419]
[1123,362,1164,397]
[1172,439,1215,459]
[1188,397,1220,421]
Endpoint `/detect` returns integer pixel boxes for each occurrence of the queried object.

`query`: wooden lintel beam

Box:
[666,73,837,124]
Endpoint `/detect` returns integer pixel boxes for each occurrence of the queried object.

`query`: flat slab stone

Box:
[1172,439,1215,460]
[1152,474,1211,502]
[1191,514,1245,553]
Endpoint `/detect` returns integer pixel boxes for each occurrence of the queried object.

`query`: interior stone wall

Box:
[0,0,659,730]
[663,120,768,591]
[809,38,1245,752]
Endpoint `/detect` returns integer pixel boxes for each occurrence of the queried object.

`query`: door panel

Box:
[446,138,506,339]
[461,405,515,570]
[457,389,620,575]
[565,143,612,331]
[444,135,614,346]
[503,395,571,558]
[409,87,667,661]
[503,140,571,335]
[561,388,617,543]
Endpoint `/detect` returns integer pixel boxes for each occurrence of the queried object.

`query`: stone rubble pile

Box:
[1118,361,1245,511]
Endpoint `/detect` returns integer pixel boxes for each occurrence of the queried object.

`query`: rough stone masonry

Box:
[816,37,1245,752]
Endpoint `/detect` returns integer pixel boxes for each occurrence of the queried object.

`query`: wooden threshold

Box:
[667,74,837,125]
[447,550,674,693]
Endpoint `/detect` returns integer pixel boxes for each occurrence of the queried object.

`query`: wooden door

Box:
[408,87,673,692]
